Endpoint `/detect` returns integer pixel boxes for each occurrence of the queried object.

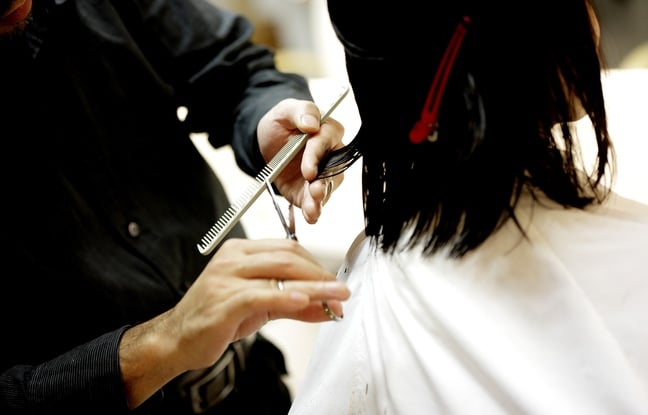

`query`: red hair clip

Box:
[409,16,471,144]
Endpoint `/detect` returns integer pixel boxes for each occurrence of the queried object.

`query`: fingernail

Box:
[301,113,319,130]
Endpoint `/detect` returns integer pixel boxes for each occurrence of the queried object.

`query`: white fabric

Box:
[289,191,648,415]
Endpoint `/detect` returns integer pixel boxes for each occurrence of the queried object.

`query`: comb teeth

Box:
[196,133,309,255]
[197,85,350,256]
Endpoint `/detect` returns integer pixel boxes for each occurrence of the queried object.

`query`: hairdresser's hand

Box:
[257,98,345,224]
[120,238,350,409]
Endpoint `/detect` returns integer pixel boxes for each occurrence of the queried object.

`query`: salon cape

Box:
[289,191,648,415]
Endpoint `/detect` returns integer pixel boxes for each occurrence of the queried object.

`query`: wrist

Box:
[119,310,181,409]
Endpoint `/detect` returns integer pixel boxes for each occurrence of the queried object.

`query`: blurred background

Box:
[208,0,345,79]
[596,0,648,68]
[198,0,648,399]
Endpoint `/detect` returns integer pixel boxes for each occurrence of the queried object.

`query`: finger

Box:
[314,177,340,206]
[228,282,339,319]
[314,178,334,206]
[297,107,324,135]
[267,278,350,301]
[300,180,322,224]
[316,175,344,206]
[301,173,345,223]
[301,117,345,181]
[274,98,321,131]
[226,279,349,328]
[217,238,316,263]
[233,250,338,283]
[266,279,349,322]
[257,99,321,165]
[322,301,344,322]
[254,278,349,314]
[268,300,346,323]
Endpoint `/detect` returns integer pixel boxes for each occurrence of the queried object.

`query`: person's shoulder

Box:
[600,192,648,220]
[526,190,648,258]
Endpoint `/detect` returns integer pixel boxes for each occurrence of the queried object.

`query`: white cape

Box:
[290,192,648,415]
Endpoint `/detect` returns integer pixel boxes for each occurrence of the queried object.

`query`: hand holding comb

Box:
[197,85,350,255]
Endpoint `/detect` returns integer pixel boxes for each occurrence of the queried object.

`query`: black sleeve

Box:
[121,0,313,176]
[0,327,131,415]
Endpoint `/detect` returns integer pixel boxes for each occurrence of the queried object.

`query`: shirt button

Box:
[127,221,141,238]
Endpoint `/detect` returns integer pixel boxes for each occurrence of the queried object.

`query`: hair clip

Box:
[409,16,471,144]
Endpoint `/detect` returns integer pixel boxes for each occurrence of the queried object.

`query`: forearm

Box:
[119,310,183,410]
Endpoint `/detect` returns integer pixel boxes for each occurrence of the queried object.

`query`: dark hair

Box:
[319,0,613,257]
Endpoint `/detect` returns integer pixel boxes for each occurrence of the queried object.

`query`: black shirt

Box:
[0,0,311,413]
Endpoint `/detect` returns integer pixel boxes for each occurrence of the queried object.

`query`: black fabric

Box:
[0,0,310,413]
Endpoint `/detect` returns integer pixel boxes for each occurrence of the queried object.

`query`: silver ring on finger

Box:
[322,179,334,205]
[322,301,342,322]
